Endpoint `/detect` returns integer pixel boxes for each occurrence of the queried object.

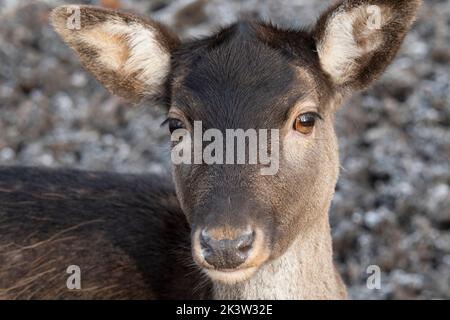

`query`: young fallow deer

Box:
[0,0,421,299]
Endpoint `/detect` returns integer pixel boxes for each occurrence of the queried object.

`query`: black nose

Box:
[200,229,255,269]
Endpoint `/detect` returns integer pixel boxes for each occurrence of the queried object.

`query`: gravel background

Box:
[0,0,449,299]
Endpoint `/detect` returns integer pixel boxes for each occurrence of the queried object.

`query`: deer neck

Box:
[212,215,345,300]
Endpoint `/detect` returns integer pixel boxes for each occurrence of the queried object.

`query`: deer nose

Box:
[200,229,255,269]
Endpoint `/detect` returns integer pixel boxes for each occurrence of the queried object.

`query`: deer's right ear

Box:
[51,5,180,102]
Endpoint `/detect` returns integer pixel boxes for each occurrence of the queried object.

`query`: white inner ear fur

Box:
[317,5,387,85]
[80,19,170,90]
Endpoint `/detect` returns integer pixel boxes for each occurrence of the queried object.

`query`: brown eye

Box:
[294,113,319,135]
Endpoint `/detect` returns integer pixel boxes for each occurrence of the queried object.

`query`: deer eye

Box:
[167,118,186,134]
[293,112,319,135]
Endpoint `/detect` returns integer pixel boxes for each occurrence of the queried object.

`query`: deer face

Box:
[168,25,340,283]
[52,1,420,284]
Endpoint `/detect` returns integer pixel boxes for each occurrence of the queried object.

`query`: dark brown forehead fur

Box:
[169,21,333,131]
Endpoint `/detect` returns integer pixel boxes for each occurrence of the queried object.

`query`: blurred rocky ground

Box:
[0,0,449,299]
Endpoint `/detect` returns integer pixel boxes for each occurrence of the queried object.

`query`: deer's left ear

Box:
[313,0,421,93]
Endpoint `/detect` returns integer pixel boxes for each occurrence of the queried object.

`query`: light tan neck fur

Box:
[212,216,347,300]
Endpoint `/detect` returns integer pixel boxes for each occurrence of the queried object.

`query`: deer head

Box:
[51,0,421,285]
